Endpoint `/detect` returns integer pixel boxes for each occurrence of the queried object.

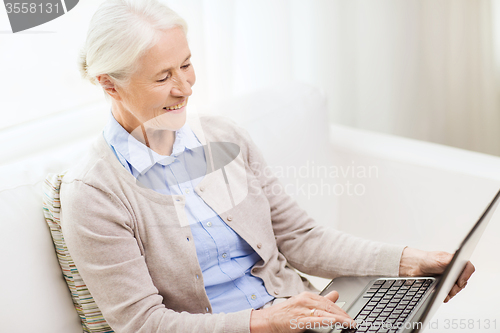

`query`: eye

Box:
[157,75,170,83]
[157,64,191,82]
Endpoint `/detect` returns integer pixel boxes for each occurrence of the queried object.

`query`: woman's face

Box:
[111,26,195,133]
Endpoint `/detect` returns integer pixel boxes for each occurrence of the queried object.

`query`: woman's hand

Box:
[398,247,475,303]
[250,291,356,333]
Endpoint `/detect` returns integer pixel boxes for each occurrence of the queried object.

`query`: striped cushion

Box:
[42,172,114,333]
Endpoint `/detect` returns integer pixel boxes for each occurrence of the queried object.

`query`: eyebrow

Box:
[156,54,191,76]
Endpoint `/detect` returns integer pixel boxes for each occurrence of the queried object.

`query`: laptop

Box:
[307,189,500,333]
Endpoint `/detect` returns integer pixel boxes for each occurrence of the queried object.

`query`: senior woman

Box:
[60,0,475,332]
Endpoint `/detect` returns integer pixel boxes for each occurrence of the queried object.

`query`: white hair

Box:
[78,0,188,90]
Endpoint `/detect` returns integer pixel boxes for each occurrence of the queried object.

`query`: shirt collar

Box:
[103,109,203,175]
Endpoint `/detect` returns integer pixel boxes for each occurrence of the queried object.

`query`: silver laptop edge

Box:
[411,188,500,332]
[313,188,500,333]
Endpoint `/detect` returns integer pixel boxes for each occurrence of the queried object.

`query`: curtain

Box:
[1,0,499,156]
[173,0,500,156]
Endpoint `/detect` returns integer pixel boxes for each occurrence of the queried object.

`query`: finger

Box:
[298,314,357,329]
[306,291,348,316]
[444,283,463,303]
[312,309,336,318]
[318,292,350,317]
[323,291,349,316]
[324,290,339,303]
[312,309,352,321]
[457,261,475,288]
[447,283,463,299]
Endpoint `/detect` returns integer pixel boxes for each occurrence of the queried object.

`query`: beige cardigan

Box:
[60,113,406,333]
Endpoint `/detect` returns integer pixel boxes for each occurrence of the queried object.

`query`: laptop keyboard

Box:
[341,278,433,333]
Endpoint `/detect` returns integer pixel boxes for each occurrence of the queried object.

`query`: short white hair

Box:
[78,0,188,89]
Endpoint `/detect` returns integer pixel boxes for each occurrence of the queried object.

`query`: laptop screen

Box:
[414,189,500,332]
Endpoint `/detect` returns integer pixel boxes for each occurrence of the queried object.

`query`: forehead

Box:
[138,27,190,72]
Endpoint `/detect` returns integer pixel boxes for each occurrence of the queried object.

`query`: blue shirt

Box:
[102,110,273,313]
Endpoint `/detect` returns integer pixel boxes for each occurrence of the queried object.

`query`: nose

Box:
[170,72,193,97]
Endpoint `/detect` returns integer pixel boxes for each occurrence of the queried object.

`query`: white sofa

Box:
[1,82,498,333]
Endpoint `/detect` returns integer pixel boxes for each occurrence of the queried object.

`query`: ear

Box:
[97,74,122,100]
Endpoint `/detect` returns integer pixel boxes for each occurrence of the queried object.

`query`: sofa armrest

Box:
[329,123,500,249]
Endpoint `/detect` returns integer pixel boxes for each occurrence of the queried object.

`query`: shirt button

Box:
[206,221,212,227]
[185,189,190,194]
[226,215,233,221]
[274,290,279,295]
[257,243,262,249]
[251,294,257,300]
[199,187,205,192]
[222,253,227,259]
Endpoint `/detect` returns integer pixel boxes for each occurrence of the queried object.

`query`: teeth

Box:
[165,99,187,110]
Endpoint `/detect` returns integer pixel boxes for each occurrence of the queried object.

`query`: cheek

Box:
[130,85,161,106]
[150,86,171,105]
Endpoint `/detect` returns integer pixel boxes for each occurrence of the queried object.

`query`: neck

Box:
[111,103,176,156]
[139,124,176,156]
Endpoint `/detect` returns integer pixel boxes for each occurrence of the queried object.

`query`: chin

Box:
[149,110,187,131]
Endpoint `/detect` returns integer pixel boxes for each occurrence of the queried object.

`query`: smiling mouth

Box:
[163,99,187,111]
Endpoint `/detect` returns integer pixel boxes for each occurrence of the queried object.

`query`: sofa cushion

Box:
[42,172,114,333]
[0,181,83,333]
